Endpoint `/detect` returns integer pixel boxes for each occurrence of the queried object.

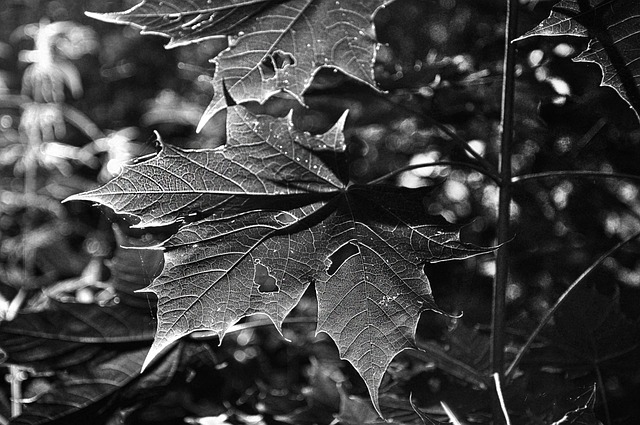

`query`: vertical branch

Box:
[492,0,519,423]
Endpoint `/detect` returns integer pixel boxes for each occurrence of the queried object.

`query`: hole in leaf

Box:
[254,261,279,293]
[327,242,359,275]
[259,50,296,79]
[275,212,297,225]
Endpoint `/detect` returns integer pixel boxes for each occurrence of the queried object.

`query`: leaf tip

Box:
[143,338,177,372]
[134,285,155,295]
[62,191,92,205]
[336,109,350,130]
[85,1,146,26]
[196,107,215,133]
[141,346,160,372]
[84,11,102,20]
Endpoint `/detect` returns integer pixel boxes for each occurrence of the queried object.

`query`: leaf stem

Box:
[440,401,463,425]
[407,345,488,390]
[505,229,640,379]
[420,115,502,184]
[377,97,502,184]
[512,170,640,184]
[367,161,501,186]
[594,364,612,425]
[493,0,518,422]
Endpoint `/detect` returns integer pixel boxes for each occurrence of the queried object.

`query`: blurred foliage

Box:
[0,0,639,424]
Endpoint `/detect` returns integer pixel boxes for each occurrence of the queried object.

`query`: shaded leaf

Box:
[11,348,149,425]
[108,227,165,308]
[337,388,439,425]
[10,342,215,425]
[68,105,490,413]
[412,322,490,389]
[527,286,640,370]
[273,357,343,424]
[517,0,640,120]
[336,386,388,425]
[0,300,155,369]
[87,0,388,128]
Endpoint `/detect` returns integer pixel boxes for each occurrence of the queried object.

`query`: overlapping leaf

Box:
[11,342,214,425]
[68,105,490,413]
[517,0,640,120]
[0,233,160,370]
[87,0,388,129]
[0,300,155,370]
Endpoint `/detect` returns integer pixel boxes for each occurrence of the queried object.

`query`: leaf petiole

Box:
[367,160,502,186]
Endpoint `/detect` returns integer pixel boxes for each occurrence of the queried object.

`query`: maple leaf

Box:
[517,0,640,120]
[67,105,490,414]
[86,0,388,130]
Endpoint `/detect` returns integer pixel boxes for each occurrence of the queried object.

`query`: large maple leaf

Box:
[517,0,640,120]
[88,0,388,130]
[67,105,489,413]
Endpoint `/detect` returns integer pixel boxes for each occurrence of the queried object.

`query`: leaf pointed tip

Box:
[62,191,94,205]
[143,338,177,372]
[85,1,146,25]
[196,109,214,133]
[84,10,128,25]
[141,346,160,373]
[84,11,101,20]
[134,285,155,295]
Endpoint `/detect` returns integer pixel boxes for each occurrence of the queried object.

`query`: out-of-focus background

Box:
[1,0,640,424]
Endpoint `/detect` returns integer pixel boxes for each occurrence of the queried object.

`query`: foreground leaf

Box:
[68,105,490,413]
[87,0,388,129]
[66,106,347,227]
[517,0,640,120]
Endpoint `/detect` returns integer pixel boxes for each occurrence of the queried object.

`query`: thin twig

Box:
[420,115,502,184]
[512,170,640,184]
[493,373,512,425]
[367,161,501,186]
[594,364,612,425]
[492,0,518,423]
[440,401,463,425]
[505,229,640,379]
[570,117,606,159]
[407,345,488,390]
[369,90,502,184]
